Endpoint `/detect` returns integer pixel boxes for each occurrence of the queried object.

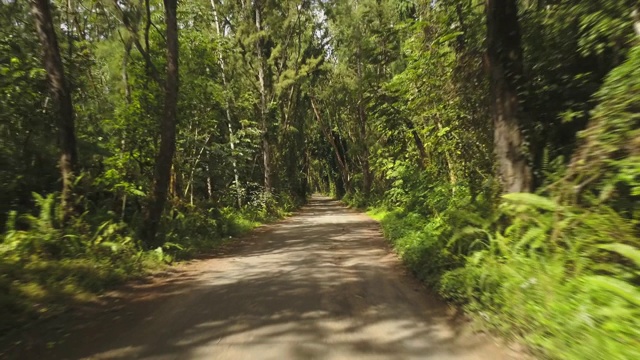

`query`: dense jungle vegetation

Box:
[1,0,639,358]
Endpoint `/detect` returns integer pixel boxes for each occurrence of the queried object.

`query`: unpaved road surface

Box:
[3,196,521,360]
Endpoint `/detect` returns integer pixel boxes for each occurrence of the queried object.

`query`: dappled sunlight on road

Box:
[10,196,518,360]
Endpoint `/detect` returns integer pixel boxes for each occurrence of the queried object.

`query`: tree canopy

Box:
[1,0,639,358]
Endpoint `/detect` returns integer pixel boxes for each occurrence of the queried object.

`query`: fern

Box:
[585,276,640,307]
[515,227,547,253]
[597,243,640,268]
[502,192,562,212]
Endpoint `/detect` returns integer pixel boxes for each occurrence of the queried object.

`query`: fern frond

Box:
[597,243,640,268]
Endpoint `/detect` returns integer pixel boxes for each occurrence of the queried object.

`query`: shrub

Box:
[441,193,640,359]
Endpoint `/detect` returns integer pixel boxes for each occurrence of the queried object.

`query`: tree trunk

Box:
[30,0,78,223]
[211,0,242,208]
[143,0,179,246]
[120,37,132,219]
[206,163,213,200]
[122,37,133,103]
[356,58,372,197]
[358,102,372,197]
[255,2,271,194]
[486,0,532,193]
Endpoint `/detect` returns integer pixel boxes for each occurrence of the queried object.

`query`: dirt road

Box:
[5,196,520,360]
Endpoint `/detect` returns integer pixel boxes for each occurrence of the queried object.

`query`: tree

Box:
[29,0,78,222]
[211,0,242,208]
[143,0,179,246]
[3,2,640,356]
[254,0,272,194]
[485,0,532,193]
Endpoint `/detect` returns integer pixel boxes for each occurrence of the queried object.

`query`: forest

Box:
[1,0,639,358]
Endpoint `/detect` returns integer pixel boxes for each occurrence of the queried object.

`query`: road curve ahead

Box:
[10,196,520,360]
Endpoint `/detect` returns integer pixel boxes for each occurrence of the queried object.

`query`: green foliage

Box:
[0,190,295,333]
[339,2,640,358]
[1,0,312,334]
[437,192,640,359]
[0,193,146,332]
[159,192,295,259]
[343,191,368,209]
[367,171,495,286]
[2,0,639,357]
[568,44,640,206]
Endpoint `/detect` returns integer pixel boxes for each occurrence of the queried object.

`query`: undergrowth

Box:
[441,193,640,359]
[366,191,639,360]
[0,191,299,334]
[351,43,640,360]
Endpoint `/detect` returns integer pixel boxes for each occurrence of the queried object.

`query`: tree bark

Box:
[121,35,133,103]
[30,0,78,223]
[255,1,272,194]
[119,34,132,219]
[143,0,179,246]
[486,0,532,193]
[211,0,242,207]
[356,58,372,197]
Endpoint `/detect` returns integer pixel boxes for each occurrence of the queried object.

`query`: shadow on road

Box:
[5,197,509,360]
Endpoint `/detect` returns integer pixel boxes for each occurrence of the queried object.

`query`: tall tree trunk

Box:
[143,0,179,246]
[486,0,532,193]
[121,36,133,103]
[356,58,372,197]
[205,162,213,200]
[30,0,78,223]
[120,36,132,219]
[255,2,271,194]
[211,0,242,208]
[144,0,152,77]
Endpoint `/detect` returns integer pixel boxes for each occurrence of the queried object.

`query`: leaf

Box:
[597,243,640,268]
[447,226,489,248]
[433,32,463,45]
[585,275,640,306]
[127,188,146,197]
[502,193,561,212]
[436,126,451,137]
[515,227,547,251]
[91,221,113,244]
[163,242,185,251]
[469,250,487,265]
[99,241,121,252]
